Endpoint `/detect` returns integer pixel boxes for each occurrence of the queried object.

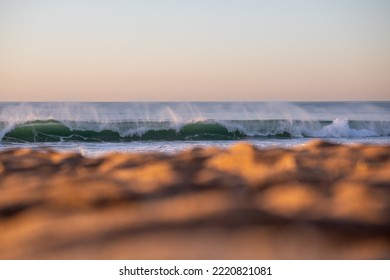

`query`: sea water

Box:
[0,102,389,156]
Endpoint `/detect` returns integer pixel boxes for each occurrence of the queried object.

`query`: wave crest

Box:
[0,118,389,143]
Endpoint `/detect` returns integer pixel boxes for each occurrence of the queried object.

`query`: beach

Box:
[0,140,389,259]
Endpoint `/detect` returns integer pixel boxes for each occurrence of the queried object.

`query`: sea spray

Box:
[0,102,389,144]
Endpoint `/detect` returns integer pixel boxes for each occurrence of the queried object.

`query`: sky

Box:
[0,0,389,101]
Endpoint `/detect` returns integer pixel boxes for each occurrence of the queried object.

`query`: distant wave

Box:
[1,118,389,143]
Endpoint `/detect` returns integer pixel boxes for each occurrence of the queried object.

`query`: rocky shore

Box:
[0,140,389,259]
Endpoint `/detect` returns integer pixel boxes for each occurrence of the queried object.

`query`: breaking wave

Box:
[1,118,389,143]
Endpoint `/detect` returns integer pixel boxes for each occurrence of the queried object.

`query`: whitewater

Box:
[0,102,389,156]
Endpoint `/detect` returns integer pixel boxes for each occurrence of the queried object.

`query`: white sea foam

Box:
[308,118,378,138]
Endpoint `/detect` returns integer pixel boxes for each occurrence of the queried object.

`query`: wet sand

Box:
[0,140,389,259]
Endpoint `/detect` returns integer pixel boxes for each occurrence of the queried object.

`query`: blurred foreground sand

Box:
[0,140,389,259]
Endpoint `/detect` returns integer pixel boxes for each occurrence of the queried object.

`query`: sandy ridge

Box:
[0,140,389,259]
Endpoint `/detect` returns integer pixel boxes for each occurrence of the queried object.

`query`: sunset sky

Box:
[0,0,389,101]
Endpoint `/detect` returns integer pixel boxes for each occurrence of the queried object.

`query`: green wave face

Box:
[3,120,121,142]
[1,119,389,143]
[2,120,246,142]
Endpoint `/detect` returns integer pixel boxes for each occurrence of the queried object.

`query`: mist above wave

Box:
[0,102,389,142]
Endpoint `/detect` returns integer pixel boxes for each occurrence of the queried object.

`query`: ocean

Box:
[0,102,389,156]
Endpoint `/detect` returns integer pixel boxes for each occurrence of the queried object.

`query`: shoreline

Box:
[0,140,389,259]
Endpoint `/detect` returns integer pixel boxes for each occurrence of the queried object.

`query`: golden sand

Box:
[0,140,389,259]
